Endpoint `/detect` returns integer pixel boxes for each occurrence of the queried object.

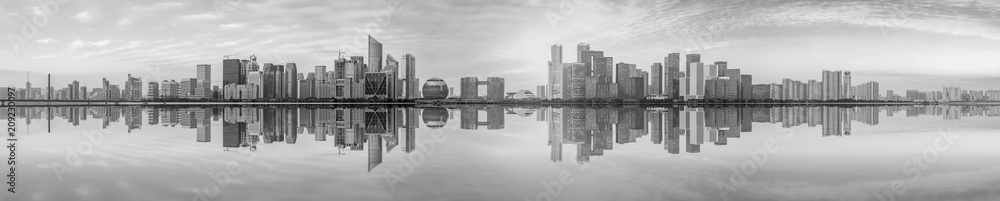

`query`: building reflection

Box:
[12,105,1000,170]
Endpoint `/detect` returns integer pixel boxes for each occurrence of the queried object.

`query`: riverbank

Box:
[5,99,998,107]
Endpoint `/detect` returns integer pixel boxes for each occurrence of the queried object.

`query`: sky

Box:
[2,0,1000,93]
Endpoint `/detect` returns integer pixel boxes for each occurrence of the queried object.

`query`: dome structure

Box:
[422,78,449,99]
[421,108,449,129]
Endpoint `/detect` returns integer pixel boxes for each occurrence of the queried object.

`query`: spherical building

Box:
[422,77,449,99]
[422,108,449,129]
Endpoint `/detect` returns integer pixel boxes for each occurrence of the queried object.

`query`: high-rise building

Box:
[403,54,417,99]
[487,77,504,100]
[286,63,298,99]
[593,56,614,83]
[580,50,604,76]
[123,74,142,101]
[368,36,383,72]
[715,61,728,76]
[364,72,393,99]
[741,75,752,100]
[461,77,479,99]
[844,71,852,99]
[564,63,586,99]
[576,43,590,63]
[459,77,504,99]
[536,85,547,99]
[685,54,701,73]
[147,81,159,99]
[665,53,680,98]
[615,62,636,98]
[548,44,563,99]
[651,63,663,95]
[196,64,211,99]
[685,62,706,99]
[223,59,243,86]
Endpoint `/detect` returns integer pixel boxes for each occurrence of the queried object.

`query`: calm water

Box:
[6,105,1000,201]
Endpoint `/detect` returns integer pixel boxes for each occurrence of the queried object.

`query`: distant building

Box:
[147,81,159,99]
[506,90,538,99]
[196,64,212,99]
[651,63,663,95]
[460,77,505,99]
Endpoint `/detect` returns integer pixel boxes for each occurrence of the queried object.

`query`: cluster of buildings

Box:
[540,43,757,100]
[219,36,420,100]
[7,36,424,101]
[538,42,999,102]
[746,71,882,101]
[885,87,1000,102]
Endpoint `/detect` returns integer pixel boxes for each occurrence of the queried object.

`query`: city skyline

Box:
[3,0,1000,93]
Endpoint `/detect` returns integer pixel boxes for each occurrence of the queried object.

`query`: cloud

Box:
[220,23,247,29]
[36,38,57,44]
[73,11,97,23]
[69,40,113,49]
[177,13,220,21]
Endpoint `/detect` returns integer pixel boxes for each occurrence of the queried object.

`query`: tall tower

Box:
[844,71,852,99]
[403,54,416,99]
[685,54,701,73]
[651,63,663,95]
[665,53,680,98]
[223,59,242,86]
[196,64,212,99]
[287,63,298,99]
[576,43,590,63]
[548,44,563,99]
[368,36,383,73]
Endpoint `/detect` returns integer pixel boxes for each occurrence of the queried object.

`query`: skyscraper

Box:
[196,64,211,99]
[461,77,479,99]
[576,43,590,63]
[685,54,701,73]
[223,59,243,86]
[564,63,586,99]
[403,54,417,99]
[593,56,614,83]
[548,44,563,99]
[844,71,852,99]
[487,77,505,100]
[368,36,383,73]
[651,63,663,95]
[287,63,298,99]
[580,50,604,76]
[685,62,705,99]
[665,53,680,98]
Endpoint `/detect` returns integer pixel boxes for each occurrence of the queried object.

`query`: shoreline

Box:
[4,100,999,107]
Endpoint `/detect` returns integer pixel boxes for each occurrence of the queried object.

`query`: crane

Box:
[320,50,347,59]
[223,54,241,59]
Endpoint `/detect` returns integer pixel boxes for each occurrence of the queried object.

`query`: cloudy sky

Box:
[2,0,999,93]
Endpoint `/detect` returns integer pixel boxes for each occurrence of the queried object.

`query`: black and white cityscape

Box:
[3,0,1000,201]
